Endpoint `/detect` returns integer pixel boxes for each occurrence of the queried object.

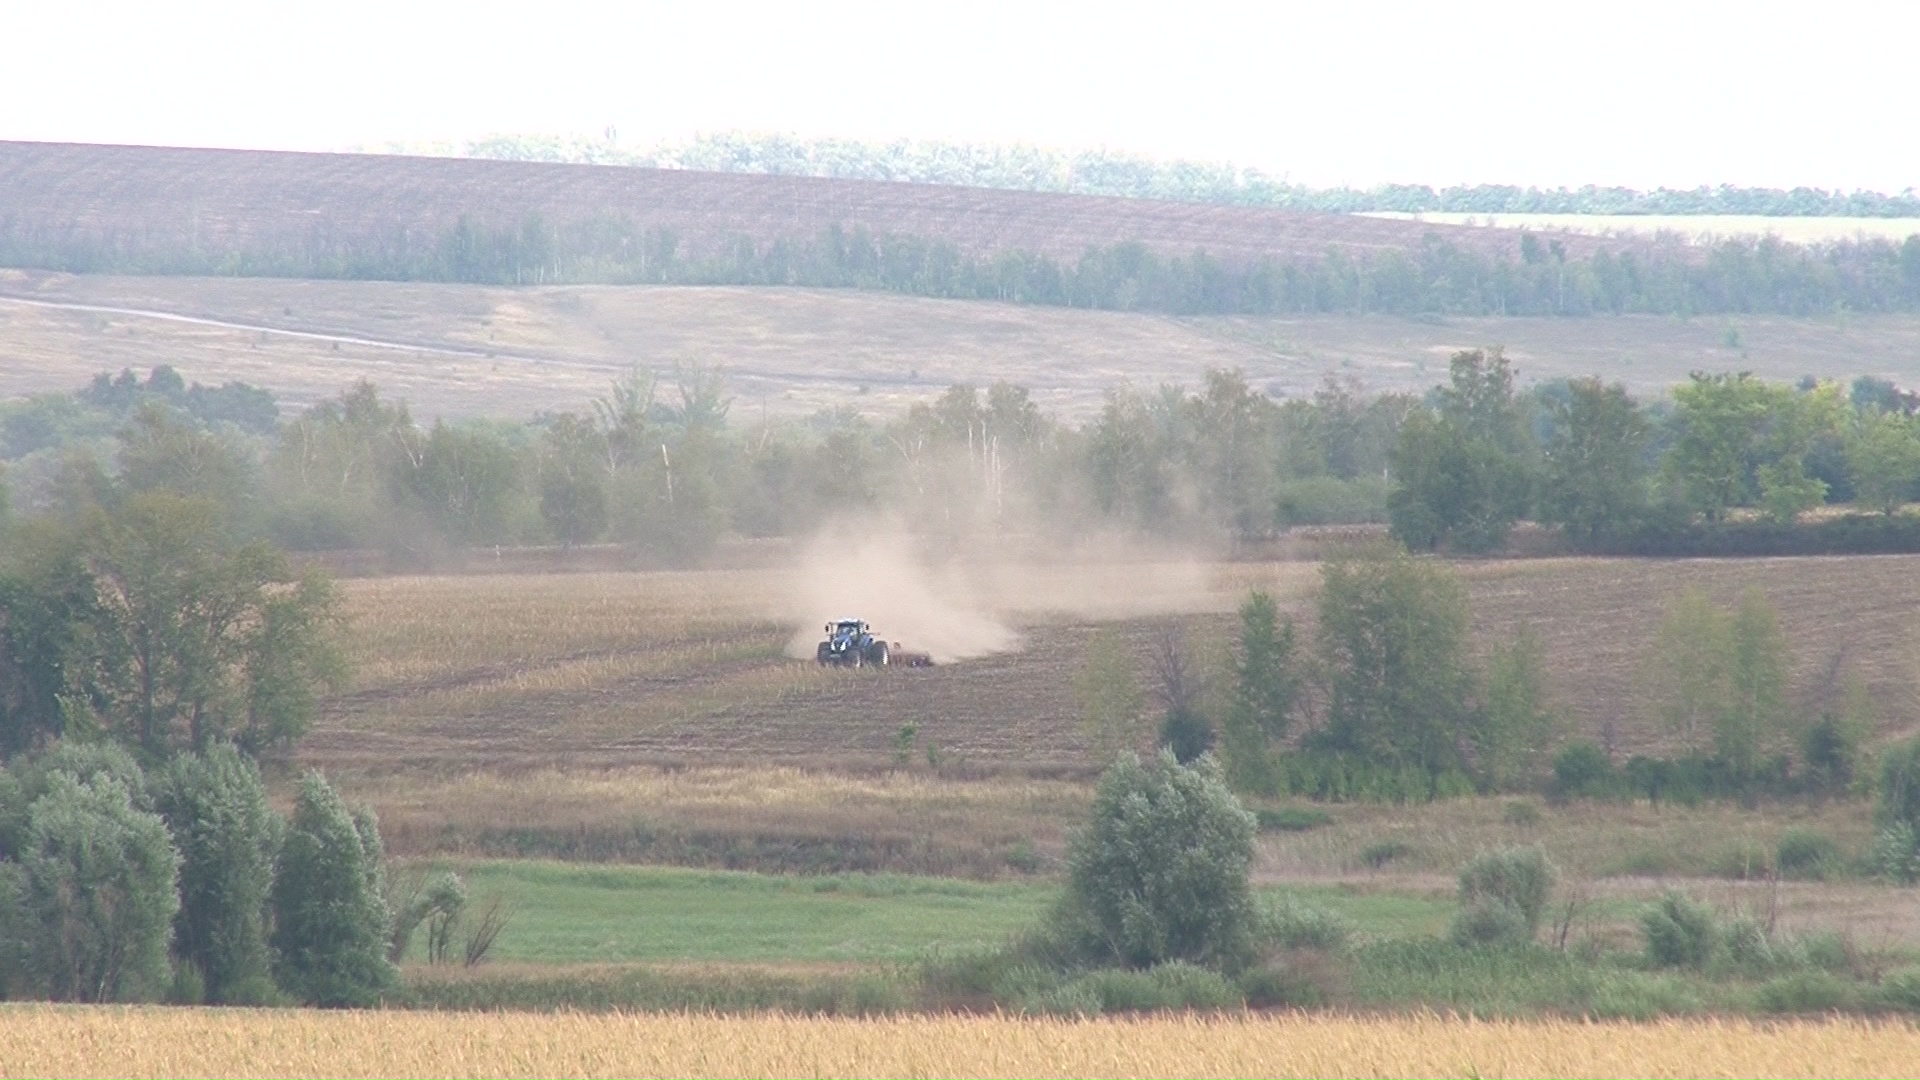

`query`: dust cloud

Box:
[780,519,1233,664]
[781,526,1021,663]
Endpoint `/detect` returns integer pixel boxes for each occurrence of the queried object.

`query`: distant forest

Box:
[10,215,1920,319]
[436,132,1920,218]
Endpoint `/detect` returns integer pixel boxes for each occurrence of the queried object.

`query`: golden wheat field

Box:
[2,1006,1916,1079]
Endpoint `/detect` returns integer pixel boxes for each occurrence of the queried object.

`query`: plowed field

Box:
[307,554,1920,774]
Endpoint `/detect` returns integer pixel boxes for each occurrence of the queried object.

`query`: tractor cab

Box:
[817,619,884,666]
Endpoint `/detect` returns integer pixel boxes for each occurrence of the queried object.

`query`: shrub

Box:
[1359,839,1413,869]
[1879,968,1920,1012]
[1066,962,1241,1012]
[1502,799,1542,826]
[1866,823,1920,885]
[1256,893,1352,951]
[1755,971,1857,1013]
[18,772,180,1002]
[1548,742,1617,801]
[1798,928,1859,975]
[271,772,395,1006]
[1775,829,1842,881]
[1238,951,1337,1008]
[156,744,282,1004]
[1641,891,1718,970]
[1707,840,1774,880]
[1722,913,1774,970]
[1157,709,1213,765]
[1879,737,1920,831]
[1058,751,1257,971]
[1450,846,1555,947]
[389,869,468,963]
[1450,901,1531,948]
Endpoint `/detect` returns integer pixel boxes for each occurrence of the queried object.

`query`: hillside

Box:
[3,270,1915,420]
[0,140,1598,268]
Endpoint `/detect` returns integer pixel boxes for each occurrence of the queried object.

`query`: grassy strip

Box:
[405,860,1053,964]
[387,858,1920,1018]
[398,858,1462,965]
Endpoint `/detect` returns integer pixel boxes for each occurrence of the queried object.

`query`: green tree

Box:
[1802,669,1871,796]
[609,365,734,565]
[18,771,180,1002]
[1189,368,1275,535]
[1644,588,1733,752]
[271,772,395,1007]
[392,421,526,546]
[265,380,416,548]
[1665,373,1775,521]
[1757,382,1845,523]
[156,744,281,1004]
[87,493,346,756]
[1480,625,1559,791]
[1722,589,1790,783]
[536,413,609,548]
[116,402,256,525]
[1540,377,1650,546]
[0,528,111,755]
[1314,547,1481,775]
[1387,349,1532,552]
[1665,375,1842,523]
[1220,590,1300,793]
[1074,629,1144,766]
[1058,751,1257,970]
[1846,407,1920,514]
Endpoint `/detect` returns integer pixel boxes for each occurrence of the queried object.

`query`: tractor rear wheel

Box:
[869,641,890,667]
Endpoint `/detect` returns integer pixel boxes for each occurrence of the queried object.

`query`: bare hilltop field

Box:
[5,270,1917,420]
[0,140,1590,266]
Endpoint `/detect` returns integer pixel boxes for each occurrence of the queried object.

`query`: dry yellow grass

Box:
[2,1006,1916,1078]
[352,764,1087,870]
[10,270,1920,423]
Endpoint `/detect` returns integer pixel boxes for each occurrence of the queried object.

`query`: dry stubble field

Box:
[6,270,1917,421]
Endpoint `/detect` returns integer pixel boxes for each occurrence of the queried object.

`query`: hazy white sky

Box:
[5,0,1914,192]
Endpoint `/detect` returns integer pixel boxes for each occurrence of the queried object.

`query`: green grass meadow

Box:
[410,860,1054,964]
[401,858,1460,966]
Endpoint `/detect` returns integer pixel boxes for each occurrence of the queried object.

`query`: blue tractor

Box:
[817,618,889,667]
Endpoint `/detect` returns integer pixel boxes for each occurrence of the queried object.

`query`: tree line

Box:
[455,131,1920,218]
[8,213,1920,319]
[1093,545,1902,821]
[0,738,492,1005]
[7,359,1920,565]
